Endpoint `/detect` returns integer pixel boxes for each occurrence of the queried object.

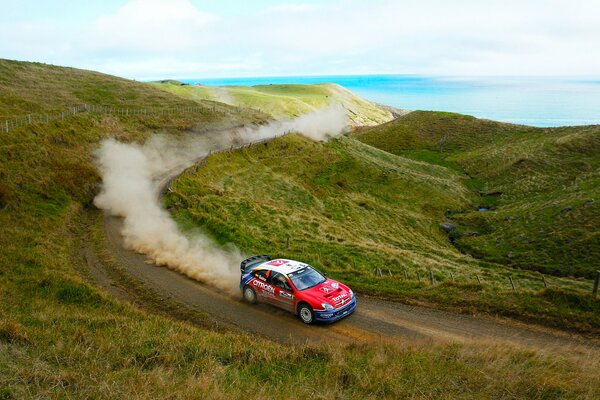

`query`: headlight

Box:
[322,303,334,311]
[349,289,354,298]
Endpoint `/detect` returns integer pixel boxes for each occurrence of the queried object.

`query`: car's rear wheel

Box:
[243,286,257,304]
[298,303,314,324]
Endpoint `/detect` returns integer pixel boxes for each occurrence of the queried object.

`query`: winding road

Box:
[82,128,599,356]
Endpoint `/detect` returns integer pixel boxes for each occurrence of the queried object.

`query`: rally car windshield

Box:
[288,266,326,291]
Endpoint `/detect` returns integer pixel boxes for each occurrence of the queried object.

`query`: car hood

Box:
[303,279,353,308]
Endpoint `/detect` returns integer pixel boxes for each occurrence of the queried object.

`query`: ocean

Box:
[181,75,600,127]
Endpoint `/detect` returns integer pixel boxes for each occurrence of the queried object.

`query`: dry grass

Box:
[151,80,395,126]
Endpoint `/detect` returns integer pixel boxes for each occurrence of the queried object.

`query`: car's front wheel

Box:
[243,286,257,304]
[298,303,314,324]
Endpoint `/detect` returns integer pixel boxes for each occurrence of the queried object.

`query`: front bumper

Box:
[314,296,357,323]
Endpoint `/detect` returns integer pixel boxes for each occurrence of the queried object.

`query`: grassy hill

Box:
[166,134,598,332]
[151,80,397,126]
[0,60,201,117]
[353,111,600,279]
[4,59,598,398]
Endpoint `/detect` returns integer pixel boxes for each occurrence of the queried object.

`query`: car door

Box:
[250,269,277,305]
[268,272,295,312]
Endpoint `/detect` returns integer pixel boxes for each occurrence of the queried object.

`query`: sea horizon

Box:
[178,75,600,127]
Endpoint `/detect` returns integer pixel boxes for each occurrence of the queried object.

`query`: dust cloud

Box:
[93,106,347,293]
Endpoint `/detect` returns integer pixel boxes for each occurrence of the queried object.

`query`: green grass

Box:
[353,111,600,279]
[150,80,395,126]
[166,134,599,333]
[1,59,599,398]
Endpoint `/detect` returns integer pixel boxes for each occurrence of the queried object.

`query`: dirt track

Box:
[82,130,599,355]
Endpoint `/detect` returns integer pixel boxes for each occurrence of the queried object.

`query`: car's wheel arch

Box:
[243,284,257,304]
[296,301,316,324]
[296,300,313,315]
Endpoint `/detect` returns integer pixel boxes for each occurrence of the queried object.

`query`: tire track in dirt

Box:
[84,128,600,355]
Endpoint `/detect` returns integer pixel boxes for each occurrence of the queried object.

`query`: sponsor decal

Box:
[332,293,348,302]
[331,282,339,289]
[280,291,292,299]
[320,286,332,294]
[252,279,275,294]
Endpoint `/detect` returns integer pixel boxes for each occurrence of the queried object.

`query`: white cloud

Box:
[1,0,600,78]
[85,0,217,54]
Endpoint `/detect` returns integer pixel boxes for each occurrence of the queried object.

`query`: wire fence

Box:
[167,137,600,298]
[273,236,600,296]
[1,103,217,134]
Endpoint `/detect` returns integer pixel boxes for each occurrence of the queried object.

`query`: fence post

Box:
[429,270,435,285]
[417,271,421,281]
[593,271,600,296]
[404,270,408,280]
[476,274,482,285]
[542,274,548,289]
[509,275,516,291]
[5,120,8,132]
[450,272,455,281]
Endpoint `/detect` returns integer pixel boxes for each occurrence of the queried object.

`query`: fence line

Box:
[267,236,599,296]
[1,103,218,134]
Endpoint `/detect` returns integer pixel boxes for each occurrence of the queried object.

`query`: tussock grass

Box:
[167,134,599,332]
[353,111,600,279]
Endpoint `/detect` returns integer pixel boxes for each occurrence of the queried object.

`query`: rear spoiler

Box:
[240,255,272,274]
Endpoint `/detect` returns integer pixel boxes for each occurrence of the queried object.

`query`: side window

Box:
[253,269,268,282]
[269,272,292,292]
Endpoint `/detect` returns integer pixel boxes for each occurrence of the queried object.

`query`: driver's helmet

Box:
[276,274,287,288]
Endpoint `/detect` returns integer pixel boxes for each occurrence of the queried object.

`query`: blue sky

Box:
[1,0,599,79]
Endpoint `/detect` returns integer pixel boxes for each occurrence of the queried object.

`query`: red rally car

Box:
[239,255,357,324]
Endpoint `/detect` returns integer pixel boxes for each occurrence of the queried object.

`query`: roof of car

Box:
[255,259,309,275]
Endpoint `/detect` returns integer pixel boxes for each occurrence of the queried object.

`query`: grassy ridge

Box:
[0,59,201,117]
[1,59,599,398]
[151,80,396,126]
[166,134,598,332]
[353,111,600,279]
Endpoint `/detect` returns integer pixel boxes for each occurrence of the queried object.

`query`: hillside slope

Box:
[0,59,202,117]
[167,134,597,331]
[5,60,599,398]
[151,80,397,126]
[353,111,600,278]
